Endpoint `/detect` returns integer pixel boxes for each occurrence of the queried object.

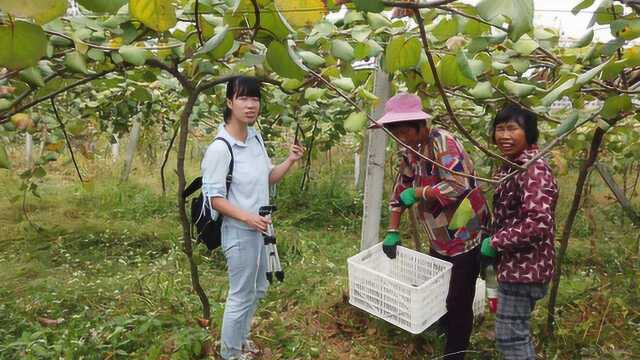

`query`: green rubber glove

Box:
[382,231,400,259]
[481,237,497,258]
[399,188,418,208]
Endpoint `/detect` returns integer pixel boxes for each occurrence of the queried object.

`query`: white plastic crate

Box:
[347,243,453,334]
[473,278,486,317]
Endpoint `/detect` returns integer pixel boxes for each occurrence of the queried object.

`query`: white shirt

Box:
[201,123,272,230]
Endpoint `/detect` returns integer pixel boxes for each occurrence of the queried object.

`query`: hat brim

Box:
[367,111,431,129]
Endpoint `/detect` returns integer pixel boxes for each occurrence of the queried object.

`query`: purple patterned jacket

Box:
[491,145,558,283]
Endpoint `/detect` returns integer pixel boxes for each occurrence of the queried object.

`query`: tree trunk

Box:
[177,93,211,321]
[120,118,142,182]
[546,128,606,335]
[361,68,391,251]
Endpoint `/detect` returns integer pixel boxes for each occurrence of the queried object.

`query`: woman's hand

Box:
[287,143,304,164]
[244,213,271,233]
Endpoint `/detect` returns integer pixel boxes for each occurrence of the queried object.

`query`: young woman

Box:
[377,93,489,360]
[481,104,558,360]
[200,76,304,360]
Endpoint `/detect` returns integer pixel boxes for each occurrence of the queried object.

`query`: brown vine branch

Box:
[161,122,179,195]
[436,5,508,32]
[308,69,500,184]
[44,30,183,51]
[489,84,562,124]
[50,98,84,183]
[0,69,116,123]
[382,0,457,8]
[413,9,525,169]
[249,0,261,42]
[146,58,194,91]
[194,0,205,47]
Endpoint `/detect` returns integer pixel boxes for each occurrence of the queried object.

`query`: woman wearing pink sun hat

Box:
[376,92,489,360]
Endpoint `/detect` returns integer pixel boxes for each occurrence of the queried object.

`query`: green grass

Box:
[0,150,639,359]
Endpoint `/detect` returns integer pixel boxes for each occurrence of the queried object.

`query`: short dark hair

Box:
[223,76,262,123]
[491,104,539,144]
[384,119,426,132]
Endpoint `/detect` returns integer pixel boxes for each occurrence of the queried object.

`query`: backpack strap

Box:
[214,137,234,194]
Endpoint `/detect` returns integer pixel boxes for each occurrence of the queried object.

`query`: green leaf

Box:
[456,51,476,80]
[33,166,46,178]
[298,51,325,67]
[366,13,391,30]
[576,59,610,85]
[541,77,577,106]
[332,77,355,92]
[510,58,530,74]
[503,79,538,97]
[266,41,305,80]
[589,1,622,27]
[0,20,47,70]
[351,25,372,42]
[281,78,303,91]
[130,0,177,32]
[64,51,89,74]
[612,19,640,40]
[572,29,594,48]
[359,88,379,102]
[0,99,11,111]
[195,26,233,59]
[344,11,365,25]
[332,40,354,62]
[365,39,383,57]
[0,143,10,169]
[384,36,421,73]
[601,95,632,120]
[438,54,474,87]
[433,17,458,41]
[468,81,494,99]
[0,0,67,24]
[554,111,579,136]
[344,111,367,132]
[572,0,594,15]
[304,87,327,101]
[19,67,45,87]
[354,0,384,12]
[78,0,127,13]
[512,35,539,55]
[130,85,152,102]
[477,0,534,41]
[118,46,148,66]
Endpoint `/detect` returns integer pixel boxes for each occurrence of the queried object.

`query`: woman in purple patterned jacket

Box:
[481,104,559,360]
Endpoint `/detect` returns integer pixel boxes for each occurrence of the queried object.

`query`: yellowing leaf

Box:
[0,0,67,24]
[274,0,326,28]
[130,0,177,32]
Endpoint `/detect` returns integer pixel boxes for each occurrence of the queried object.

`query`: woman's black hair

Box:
[384,119,425,132]
[223,76,262,123]
[491,104,539,145]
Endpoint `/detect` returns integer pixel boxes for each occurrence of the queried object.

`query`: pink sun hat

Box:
[369,92,431,129]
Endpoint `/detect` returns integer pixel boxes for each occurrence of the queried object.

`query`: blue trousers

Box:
[219,223,268,359]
